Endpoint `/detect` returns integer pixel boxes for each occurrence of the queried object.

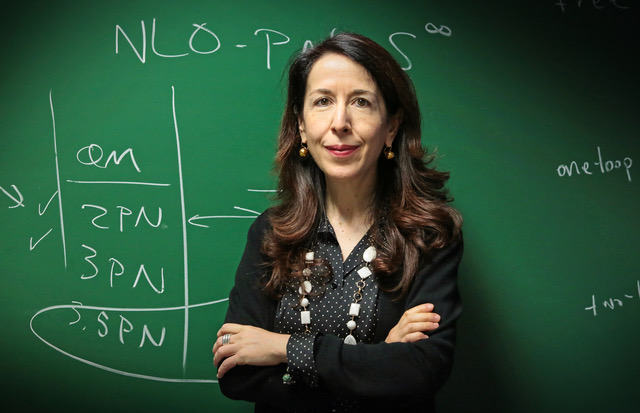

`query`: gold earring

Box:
[299,142,309,158]
[384,145,395,160]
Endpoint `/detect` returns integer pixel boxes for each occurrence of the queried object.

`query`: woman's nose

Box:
[330,104,351,135]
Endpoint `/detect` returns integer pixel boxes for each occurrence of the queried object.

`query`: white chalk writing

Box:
[555,0,630,13]
[585,280,640,316]
[556,147,633,182]
[26,87,271,383]
[115,20,453,71]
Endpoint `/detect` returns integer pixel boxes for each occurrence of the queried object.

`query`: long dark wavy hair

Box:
[262,32,462,298]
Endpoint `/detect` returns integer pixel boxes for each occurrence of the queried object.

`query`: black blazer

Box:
[219,211,463,412]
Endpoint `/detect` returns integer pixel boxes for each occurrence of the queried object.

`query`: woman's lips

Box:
[325,145,359,157]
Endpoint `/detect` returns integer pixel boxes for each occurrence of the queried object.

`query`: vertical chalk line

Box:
[172,86,190,374]
[50,90,68,268]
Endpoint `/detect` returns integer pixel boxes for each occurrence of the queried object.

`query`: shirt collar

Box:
[318,214,333,235]
[317,213,373,276]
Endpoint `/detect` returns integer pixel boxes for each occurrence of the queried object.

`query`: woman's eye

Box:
[315,97,330,106]
[354,98,369,107]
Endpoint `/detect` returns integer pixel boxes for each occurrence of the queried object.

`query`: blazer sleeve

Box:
[313,237,463,401]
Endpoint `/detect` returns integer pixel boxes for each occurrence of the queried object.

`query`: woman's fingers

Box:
[400,306,440,332]
[385,303,441,343]
[402,331,429,343]
[404,310,440,324]
[406,303,434,314]
[212,323,241,355]
[213,340,236,368]
[406,321,439,334]
[212,324,240,368]
[216,351,242,378]
[212,324,290,377]
[216,323,242,337]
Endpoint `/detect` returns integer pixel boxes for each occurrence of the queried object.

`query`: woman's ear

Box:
[298,116,306,142]
[386,109,403,147]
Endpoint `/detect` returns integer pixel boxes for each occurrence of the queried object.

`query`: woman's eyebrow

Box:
[307,88,333,96]
[307,88,376,96]
[352,89,376,96]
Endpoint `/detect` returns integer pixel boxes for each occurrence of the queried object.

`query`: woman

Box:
[213,32,463,412]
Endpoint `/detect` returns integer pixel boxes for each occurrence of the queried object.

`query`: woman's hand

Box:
[212,323,290,379]
[385,303,440,343]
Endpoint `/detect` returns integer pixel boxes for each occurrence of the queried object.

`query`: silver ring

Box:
[221,333,232,346]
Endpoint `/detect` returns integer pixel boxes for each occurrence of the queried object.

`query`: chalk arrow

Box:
[188,207,260,228]
[1,184,25,208]
[188,214,257,228]
[30,228,53,251]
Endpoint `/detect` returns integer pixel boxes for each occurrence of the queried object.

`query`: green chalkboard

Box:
[1,1,638,412]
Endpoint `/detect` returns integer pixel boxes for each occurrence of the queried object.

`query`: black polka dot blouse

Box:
[274,216,379,412]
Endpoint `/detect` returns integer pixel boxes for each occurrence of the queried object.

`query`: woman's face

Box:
[298,53,399,186]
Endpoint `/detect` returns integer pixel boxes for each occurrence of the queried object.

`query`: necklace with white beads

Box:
[298,245,377,345]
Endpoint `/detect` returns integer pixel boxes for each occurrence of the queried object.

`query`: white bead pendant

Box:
[362,246,377,263]
[349,303,361,317]
[301,310,311,325]
[357,266,372,279]
[344,334,357,345]
[298,280,312,295]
